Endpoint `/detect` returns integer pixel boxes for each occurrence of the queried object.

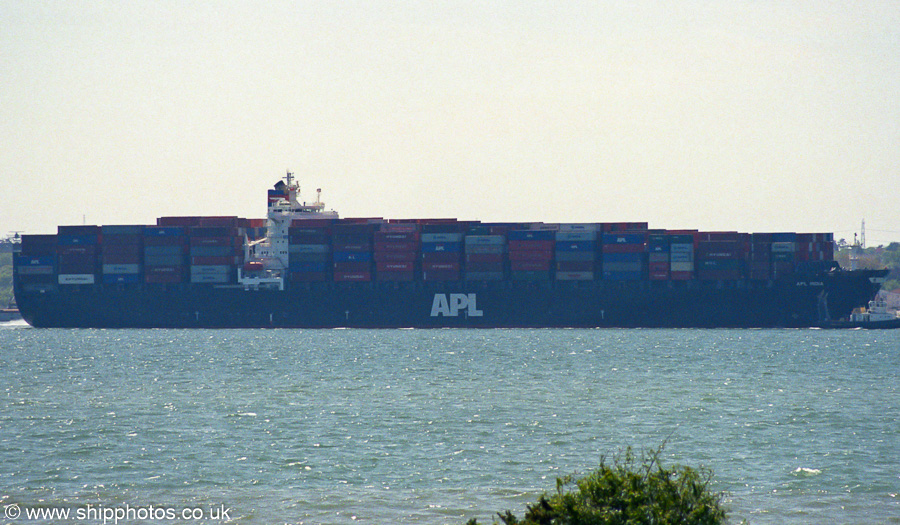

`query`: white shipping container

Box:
[102,264,140,274]
[555,231,597,241]
[190,273,230,283]
[670,262,695,272]
[771,242,797,253]
[58,274,95,285]
[464,235,505,246]
[421,233,463,243]
[558,223,602,232]
[464,244,506,254]
[670,251,694,263]
[288,244,330,254]
[670,243,694,253]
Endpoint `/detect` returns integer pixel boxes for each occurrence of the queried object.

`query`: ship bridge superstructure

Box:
[240,171,338,289]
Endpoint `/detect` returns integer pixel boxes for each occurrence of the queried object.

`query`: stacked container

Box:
[554,229,597,281]
[101,225,143,284]
[601,233,646,280]
[16,235,57,291]
[697,232,745,280]
[288,219,334,282]
[748,233,772,280]
[332,222,375,282]
[464,233,506,281]
[770,232,797,279]
[647,234,670,280]
[57,225,101,285]
[421,228,463,281]
[143,226,187,283]
[189,217,243,284]
[374,224,420,281]
[668,235,695,280]
[508,229,555,281]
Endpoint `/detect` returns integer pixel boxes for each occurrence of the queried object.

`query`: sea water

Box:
[1,323,897,524]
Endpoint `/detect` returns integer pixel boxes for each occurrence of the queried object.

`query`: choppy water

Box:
[1,323,897,524]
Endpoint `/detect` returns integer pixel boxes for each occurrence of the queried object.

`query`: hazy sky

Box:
[2,1,898,244]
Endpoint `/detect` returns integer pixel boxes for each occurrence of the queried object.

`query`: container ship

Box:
[13,173,887,328]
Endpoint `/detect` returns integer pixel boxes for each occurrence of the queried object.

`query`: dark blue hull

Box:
[14,269,886,328]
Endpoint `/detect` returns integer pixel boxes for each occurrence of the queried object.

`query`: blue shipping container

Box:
[421,242,462,253]
[57,234,98,245]
[144,227,185,237]
[602,233,645,245]
[102,274,141,284]
[602,270,643,281]
[555,241,595,252]
[17,256,55,266]
[289,261,328,272]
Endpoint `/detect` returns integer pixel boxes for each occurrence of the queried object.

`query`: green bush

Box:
[467,447,734,525]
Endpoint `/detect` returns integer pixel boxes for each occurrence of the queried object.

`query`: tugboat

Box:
[818,294,900,329]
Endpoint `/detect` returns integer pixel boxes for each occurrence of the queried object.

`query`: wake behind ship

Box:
[13,173,887,328]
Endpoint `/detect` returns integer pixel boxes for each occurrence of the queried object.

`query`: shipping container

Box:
[102,274,141,284]
[102,264,141,274]
[464,271,505,281]
[554,241,595,252]
[555,271,594,281]
[334,271,372,282]
[464,235,505,245]
[333,251,373,262]
[556,231,597,241]
[508,230,555,241]
[58,274,96,285]
[422,269,461,281]
[508,250,553,262]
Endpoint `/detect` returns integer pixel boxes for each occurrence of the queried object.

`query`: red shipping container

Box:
[375,271,415,281]
[508,240,554,252]
[374,251,417,262]
[374,231,420,242]
[511,260,551,271]
[648,261,669,272]
[190,236,242,247]
[601,244,646,253]
[197,216,239,228]
[334,271,372,282]
[556,261,594,272]
[334,261,371,272]
[374,241,419,252]
[421,252,461,263]
[465,253,504,263]
[508,250,553,262]
[424,261,460,271]
[380,222,420,233]
[291,218,337,228]
[376,261,414,272]
[156,216,200,227]
[670,271,694,280]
